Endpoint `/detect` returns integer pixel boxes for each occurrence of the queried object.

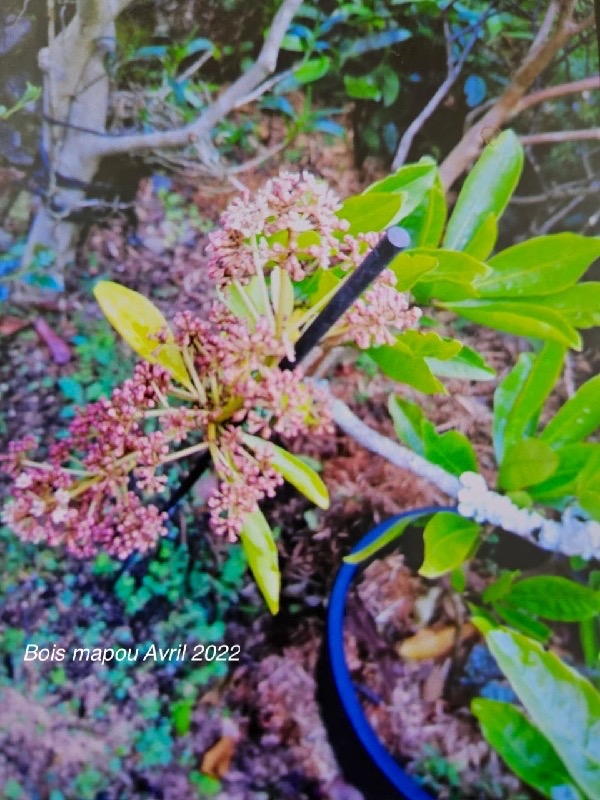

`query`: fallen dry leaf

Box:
[398,623,476,662]
[0,316,29,336]
[422,658,452,702]
[34,318,71,364]
[200,735,236,779]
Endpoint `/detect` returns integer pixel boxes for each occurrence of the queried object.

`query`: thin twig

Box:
[89,0,304,159]
[391,17,479,169]
[520,128,600,144]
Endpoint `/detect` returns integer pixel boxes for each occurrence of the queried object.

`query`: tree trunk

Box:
[19,0,125,289]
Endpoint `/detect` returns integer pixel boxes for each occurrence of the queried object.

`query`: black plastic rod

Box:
[279,226,410,370]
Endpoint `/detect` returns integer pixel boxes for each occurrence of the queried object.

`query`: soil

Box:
[0,135,595,800]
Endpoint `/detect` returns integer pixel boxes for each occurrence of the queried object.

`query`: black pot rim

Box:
[325,506,459,800]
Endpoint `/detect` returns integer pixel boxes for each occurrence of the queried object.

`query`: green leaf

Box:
[472,699,584,800]
[442,299,581,349]
[338,192,403,236]
[171,700,193,736]
[464,213,498,261]
[364,161,438,222]
[410,248,490,303]
[388,394,478,473]
[423,427,478,476]
[93,281,193,390]
[414,182,448,248]
[426,345,496,381]
[525,283,600,329]
[528,443,600,503]
[484,626,600,799]
[412,248,489,284]
[294,55,331,84]
[388,395,427,456]
[493,353,534,463]
[344,74,381,100]
[239,509,280,615]
[242,435,329,510]
[503,576,600,622]
[394,330,462,360]
[443,130,523,255]
[475,234,600,298]
[540,375,600,448]
[388,253,437,290]
[576,452,600,522]
[482,570,521,604]
[369,344,445,394]
[498,438,559,491]
[270,266,294,320]
[492,605,552,643]
[493,342,565,462]
[420,512,480,578]
[344,510,433,565]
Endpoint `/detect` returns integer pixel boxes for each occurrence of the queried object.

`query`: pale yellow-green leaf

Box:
[243,434,329,509]
[270,266,295,321]
[93,281,193,391]
[240,508,280,614]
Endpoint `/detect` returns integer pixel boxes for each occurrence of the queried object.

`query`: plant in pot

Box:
[322,348,600,799]
[2,132,600,798]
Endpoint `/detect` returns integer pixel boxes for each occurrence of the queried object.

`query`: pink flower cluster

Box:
[3,171,421,560]
[1,363,173,559]
[207,427,283,541]
[339,269,423,349]
[206,170,379,286]
[2,305,331,557]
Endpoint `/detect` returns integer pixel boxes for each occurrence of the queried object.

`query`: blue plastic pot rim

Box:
[327,506,459,800]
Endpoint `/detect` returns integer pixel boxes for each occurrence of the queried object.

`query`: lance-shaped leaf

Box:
[478,623,600,799]
[344,509,434,565]
[540,374,600,449]
[240,508,280,615]
[524,283,600,329]
[243,434,329,510]
[426,344,495,381]
[420,512,481,578]
[475,234,600,298]
[443,130,523,257]
[369,344,446,394]
[472,699,584,800]
[493,342,565,463]
[397,177,447,249]
[93,281,193,390]
[270,265,295,321]
[442,299,581,350]
[337,192,404,236]
[502,576,600,622]
[364,160,439,222]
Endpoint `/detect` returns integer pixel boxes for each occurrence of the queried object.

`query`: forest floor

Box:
[0,135,596,800]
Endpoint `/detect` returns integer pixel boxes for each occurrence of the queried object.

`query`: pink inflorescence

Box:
[206,170,380,287]
[339,269,423,349]
[3,170,420,560]
[2,303,332,556]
